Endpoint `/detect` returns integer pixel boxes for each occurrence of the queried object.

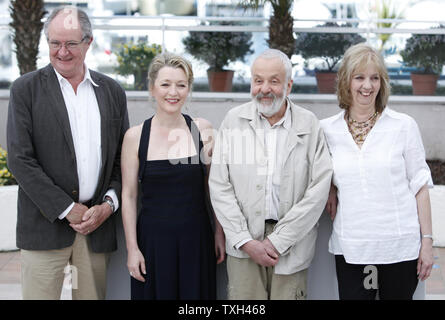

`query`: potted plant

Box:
[0,146,18,251]
[182,21,253,92]
[400,25,445,95]
[295,22,365,93]
[0,146,16,186]
[115,39,162,91]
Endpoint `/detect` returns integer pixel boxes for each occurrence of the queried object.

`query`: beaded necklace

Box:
[346,110,379,148]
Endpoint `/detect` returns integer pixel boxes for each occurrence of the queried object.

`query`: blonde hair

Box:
[148,52,194,90]
[337,43,390,113]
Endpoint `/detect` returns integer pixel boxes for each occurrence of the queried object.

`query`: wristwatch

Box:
[103,196,115,213]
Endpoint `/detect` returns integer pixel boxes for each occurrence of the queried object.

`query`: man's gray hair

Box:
[252,49,293,81]
[43,6,93,40]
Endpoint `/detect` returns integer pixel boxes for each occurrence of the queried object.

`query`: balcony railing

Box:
[0,15,444,94]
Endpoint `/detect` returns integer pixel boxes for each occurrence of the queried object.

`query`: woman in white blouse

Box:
[321,43,434,300]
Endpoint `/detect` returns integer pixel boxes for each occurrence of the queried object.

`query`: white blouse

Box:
[321,108,433,264]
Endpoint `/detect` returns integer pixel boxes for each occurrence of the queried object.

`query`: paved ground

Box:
[1,247,445,300]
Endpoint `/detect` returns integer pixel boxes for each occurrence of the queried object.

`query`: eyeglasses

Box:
[48,36,88,50]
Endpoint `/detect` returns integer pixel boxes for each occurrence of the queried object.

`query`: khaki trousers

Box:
[227,223,308,300]
[21,233,110,300]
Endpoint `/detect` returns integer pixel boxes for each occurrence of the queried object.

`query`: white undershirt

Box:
[235,102,291,249]
[54,65,118,219]
[261,104,291,221]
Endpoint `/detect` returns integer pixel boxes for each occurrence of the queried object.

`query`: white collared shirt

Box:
[55,65,118,219]
[321,108,433,264]
[235,101,291,249]
[260,103,292,221]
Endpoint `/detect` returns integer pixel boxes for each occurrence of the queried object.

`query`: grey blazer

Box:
[7,64,129,253]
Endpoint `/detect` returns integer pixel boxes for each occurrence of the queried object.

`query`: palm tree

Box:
[9,0,47,75]
[239,0,294,58]
[374,0,404,51]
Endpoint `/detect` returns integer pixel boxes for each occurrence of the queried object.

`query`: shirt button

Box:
[256,185,262,190]
[255,210,261,215]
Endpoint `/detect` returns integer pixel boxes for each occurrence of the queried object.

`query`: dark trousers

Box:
[335,255,419,300]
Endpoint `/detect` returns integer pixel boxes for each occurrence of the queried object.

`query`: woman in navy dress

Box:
[121,52,225,299]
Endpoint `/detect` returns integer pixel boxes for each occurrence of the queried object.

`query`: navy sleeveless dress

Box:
[131,114,216,300]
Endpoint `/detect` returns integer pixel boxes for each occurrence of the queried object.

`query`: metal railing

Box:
[2,14,445,32]
[1,14,444,92]
[2,14,443,56]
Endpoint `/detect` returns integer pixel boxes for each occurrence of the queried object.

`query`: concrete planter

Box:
[0,185,18,251]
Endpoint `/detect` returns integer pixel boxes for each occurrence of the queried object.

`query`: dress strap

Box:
[138,117,153,183]
[183,114,207,176]
[183,114,214,231]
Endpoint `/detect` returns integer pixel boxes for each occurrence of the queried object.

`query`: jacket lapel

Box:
[90,71,109,200]
[90,71,108,164]
[240,100,311,164]
[284,130,304,158]
[282,102,310,164]
[42,64,77,160]
[240,102,265,152]
[249,117,266,152]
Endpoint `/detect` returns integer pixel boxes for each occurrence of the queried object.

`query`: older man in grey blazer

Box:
[7,6,129,299]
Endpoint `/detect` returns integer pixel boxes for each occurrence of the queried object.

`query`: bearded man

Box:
[209,49,333,300]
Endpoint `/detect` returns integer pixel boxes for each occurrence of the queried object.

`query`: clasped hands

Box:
[241,238,280,267]
[66,202,113,235]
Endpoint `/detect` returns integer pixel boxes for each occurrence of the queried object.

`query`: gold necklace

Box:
[346,111,379,147]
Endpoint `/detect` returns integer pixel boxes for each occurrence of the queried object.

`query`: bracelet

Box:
[422,234,434,240]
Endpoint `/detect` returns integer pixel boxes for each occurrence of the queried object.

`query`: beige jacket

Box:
[209,99,333,274]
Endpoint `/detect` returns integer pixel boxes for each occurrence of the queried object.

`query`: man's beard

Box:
[252,89,286,117]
